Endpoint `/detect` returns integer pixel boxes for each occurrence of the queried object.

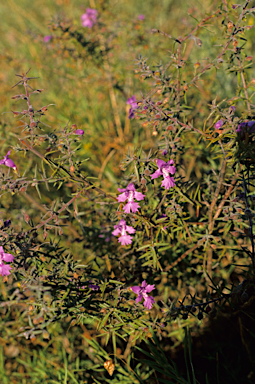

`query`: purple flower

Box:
[98,234,111,242]
[81,8,97,28]
[0,151,17,170]
[138,14,145,20]
[215,120,224,129]
[3,220,11,228]
[159,214,167,230]
[88,281,100,291]
[44,35,52,43]
[128,108,135,119]
[0,246,14,276]
[112,219,135,246]
[117,183,145,213]
[236,121,255,136]
[230,106,236,112]
[151,159,176,190]
[162,149,168,156]
[131,280,155,310]
[127,96,138,109]
[74,129,84,135]
[127,95,138,119]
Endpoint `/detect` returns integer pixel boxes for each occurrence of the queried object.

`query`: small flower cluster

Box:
[112,183,145,245]
[81,8,97,28]
[0,246,14,276]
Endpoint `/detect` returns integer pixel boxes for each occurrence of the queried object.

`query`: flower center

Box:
[128,191,134,202]
[162,168,169,178]
[121,226,126,236]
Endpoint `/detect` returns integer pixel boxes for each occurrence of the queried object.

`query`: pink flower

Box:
[44,35,52,43]
[81,8,97,28]
[131,280,155,309]
[112,219,135,246]
[138,14,145,20]
[151,159,176,190]
[117,183,145,213]
[0,246,14,276]
[215,120,224,129]
[74,129,84,135]
[0,151,17,170]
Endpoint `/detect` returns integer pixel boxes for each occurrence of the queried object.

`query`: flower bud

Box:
[43,331,50,339]
[197,311,203,320]
[205,305,211,313]
[24,214,30,223]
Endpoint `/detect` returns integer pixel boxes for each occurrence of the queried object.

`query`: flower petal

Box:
[150,169,162,180]
[112,228,121,236]
[131,286,141,294]
[134,191,145,201]
[119,235,132,246]
[117,192,128,202]
[143,296,155,309]
[135,293,143,303]
[0,264,12,276]
[161,176,175,190]
[2,253,14,262]
[125,225,136,234]
[123,202,140,214]
[144,284,155,293]
[156,159,166,168]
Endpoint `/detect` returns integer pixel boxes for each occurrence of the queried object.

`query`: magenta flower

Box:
[127,96,138,109]
[0,246,14,276]
[131,280,155,309]
[215,120,224,129]
[162,149,168,156]
[112,219,135,246]
[74,129,84,135]
[117,183,145,213]
[81,8,97,28]
[151,159,176,190]
[44,35,52,43]
[127,95,138,119]
[138,14,145,20]
[0,151,17,170]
